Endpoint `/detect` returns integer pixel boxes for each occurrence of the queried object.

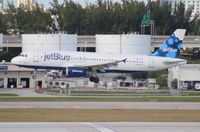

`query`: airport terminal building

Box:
[169,64,200,90]
[0,65,46,89]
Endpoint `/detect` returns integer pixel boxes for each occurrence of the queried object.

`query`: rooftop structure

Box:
[18,0,35,9]
[163,0,200,16]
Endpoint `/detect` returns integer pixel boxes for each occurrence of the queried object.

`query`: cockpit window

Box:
[19,53,28,57]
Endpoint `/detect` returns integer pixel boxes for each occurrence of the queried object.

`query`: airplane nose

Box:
[11,57,17,64]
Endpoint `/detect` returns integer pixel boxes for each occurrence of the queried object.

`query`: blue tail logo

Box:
[152,29,186,58]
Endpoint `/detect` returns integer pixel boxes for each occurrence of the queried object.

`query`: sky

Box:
[3,0,146,8]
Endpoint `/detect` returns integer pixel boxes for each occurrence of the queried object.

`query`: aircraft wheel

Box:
[89,76,95,82]
[32,74,37,79]
[93,77,99,83]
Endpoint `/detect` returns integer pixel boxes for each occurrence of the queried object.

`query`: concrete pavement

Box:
[0,122,199,132]
[0,102,200,109]
[0,88,56,97]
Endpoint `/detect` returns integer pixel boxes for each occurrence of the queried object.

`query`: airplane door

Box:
[149,56,154,68]
[33,45,39,62]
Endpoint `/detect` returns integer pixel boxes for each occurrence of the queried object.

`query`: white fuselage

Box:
[11,51,187,72]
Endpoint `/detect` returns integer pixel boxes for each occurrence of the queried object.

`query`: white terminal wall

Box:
[168,64,200,81]
[96,34,151,54]
[96,35,121,54]
[22,34,77,52]
[0,34,2,47]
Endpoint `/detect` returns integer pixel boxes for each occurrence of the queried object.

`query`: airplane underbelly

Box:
[108,63,147,72]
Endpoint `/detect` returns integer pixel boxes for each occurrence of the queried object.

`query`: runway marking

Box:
[73,105,80,109]
[176,105,183,109]
[21,105,27,109]
[125,106,133,109]
[82,122,116,132]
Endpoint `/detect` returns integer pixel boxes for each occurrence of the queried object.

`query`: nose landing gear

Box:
[32,69,38,79]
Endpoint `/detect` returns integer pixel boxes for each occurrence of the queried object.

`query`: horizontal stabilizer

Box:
[164,60,187,65]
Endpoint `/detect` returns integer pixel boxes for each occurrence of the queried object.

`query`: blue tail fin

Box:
[152,29,186,58]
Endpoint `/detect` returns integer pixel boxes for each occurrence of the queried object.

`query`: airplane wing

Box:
[65,58,127,72]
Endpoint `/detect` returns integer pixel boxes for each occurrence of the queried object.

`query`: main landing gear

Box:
[89,69,100,83]
[89,76,99,83]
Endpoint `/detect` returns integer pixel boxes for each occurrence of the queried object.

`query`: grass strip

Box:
[48,89,200,96]
[0,94,18,96]
[0,96,200,102]
[0,109,200,122]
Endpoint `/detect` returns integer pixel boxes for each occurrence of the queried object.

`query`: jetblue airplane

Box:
[11,29,187,83]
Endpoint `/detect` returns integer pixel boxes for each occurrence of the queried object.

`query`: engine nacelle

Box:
[66,67,88,77]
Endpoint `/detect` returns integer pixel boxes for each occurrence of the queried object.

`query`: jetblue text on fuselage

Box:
[163,47,178,53]
[44,53,70,61]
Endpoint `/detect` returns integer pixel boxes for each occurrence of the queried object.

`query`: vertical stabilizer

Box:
[152,29,186,58]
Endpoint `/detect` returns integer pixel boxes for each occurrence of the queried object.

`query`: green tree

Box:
[5,2,18,34]
[0,51,18,62]
[30,4,52,33]
[83,0,115,34]
[171,2,192,32]
[62,0,85,34]
[0,12,8,34]
[154,70,168,88]
[5,1,51,34]
[15,4,29,34]
[111,2,126,33]
[151,1,173,34]
[1,0,200,35]
[121,0,146,33]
